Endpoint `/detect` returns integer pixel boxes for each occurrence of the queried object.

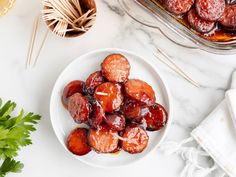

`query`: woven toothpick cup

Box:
[43,0,96,38]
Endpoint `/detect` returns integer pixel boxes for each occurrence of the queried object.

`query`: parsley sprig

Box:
[0,158,23,177]
[0,99,40,176]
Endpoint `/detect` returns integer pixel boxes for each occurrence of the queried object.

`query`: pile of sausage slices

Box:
[162,0,236,33]
[62,54,168,156]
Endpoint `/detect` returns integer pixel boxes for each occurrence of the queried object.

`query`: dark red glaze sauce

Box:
[141,103,168,131]
[63,53,169,156]
[85,71,105,94]
[152,0,236,42]
[104,113,126,131]
[88,124,119,153]
[62,80,85,108]
[67,93,90,124]
[94,82,124,113]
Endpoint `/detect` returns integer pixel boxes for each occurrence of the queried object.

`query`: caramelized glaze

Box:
[155,0,236,42]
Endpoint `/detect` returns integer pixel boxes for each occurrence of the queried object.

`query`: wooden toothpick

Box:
[26,15,40,69]
[154,47,201,88]
[42,0,96,37]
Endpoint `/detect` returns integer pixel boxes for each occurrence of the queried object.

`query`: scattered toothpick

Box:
[26,15,40,69]
[154,47,201,88]
[34,29,49,66]
[26,0,96,69]
[26,15,49,69]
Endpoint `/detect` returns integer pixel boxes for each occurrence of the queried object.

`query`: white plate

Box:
[50,48,172,168]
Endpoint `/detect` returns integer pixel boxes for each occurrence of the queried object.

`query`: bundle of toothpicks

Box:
[26,0,96,69]
[42,0,96,37]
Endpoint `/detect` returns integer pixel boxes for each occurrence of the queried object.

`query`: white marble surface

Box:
[0,0,236,177]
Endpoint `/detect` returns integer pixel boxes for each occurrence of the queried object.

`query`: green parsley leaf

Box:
[0,99,40,176]
[0,158,23,177]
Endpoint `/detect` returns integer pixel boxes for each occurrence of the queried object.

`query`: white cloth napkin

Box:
[225,95,236,132]
[160,71,236,177]
[192,99,236,177]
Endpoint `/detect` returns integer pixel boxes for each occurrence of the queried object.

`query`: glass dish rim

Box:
[119,0,236,55]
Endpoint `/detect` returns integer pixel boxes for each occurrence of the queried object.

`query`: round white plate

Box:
[50,48,172,168]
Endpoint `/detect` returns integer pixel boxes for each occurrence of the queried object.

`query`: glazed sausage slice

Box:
[219,4,236,31]
[104,114,126,131]
[196,0,225,21]
[187,9,215,33]
[85,71,105,94]
[88,125,119,153]
[142,103,168,131]
[164,0,194,15]
[122,99,143,123]
[67,128,91,156]
[68,93,90,123]
[101,54,130,83]
[62,80,85,108]
[121,126,149,154]
[94,82,124,112]
[124,79,156,106]
[89,101,105,129]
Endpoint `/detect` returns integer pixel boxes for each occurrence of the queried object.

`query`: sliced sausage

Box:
[124,79,156,106]
[142,103,168,131]
[104,114,126,131]
[67,128,91,156]
[121,99,143,123]
[68,93,90,123]
[121,126,149,154]
[219,4,236,31]
[94,82,124,112]
[164,0,194,15]
[101,54,130,83]
[89,100,105,129]
[110,146,121,154]
[88,125,119,153]
[85,71,105,94]
[187,9,215,33]
[62,80,85,108]
[196,0,225,21]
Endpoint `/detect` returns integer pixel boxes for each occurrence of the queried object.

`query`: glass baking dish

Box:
[118,0,236,55]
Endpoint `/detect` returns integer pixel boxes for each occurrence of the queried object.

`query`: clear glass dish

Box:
[118,0,236,55]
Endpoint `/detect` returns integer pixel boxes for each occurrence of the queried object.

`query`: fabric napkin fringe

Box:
[159,138,228,177]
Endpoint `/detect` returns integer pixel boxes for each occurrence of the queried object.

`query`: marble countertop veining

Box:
[0,0,235,177]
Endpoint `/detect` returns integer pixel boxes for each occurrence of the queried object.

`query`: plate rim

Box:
[50,48,173,168]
